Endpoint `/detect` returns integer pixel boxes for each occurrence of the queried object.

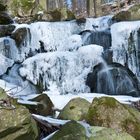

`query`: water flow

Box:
[97,60,115,94]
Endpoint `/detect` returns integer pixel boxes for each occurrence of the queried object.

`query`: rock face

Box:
[11,27,30,47]
[0,89,39,140]
[86,97,140,139]
[86,63,140,96]
[50,121,135,140]
[58,97,90,121]
[113,4,140,21]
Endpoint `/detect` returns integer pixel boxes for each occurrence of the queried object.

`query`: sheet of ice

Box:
[19,45,103,94]
[111,21,140,77]
[0,54,14,76]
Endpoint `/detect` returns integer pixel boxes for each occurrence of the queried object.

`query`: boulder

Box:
[21,94,55,117]
[113,4,140,21]
[0,25,15,37]
[58,97,90,121]
[86,97,140,139]
[0,89,39,140]
[49,121,135,140]
[49,121,87,140]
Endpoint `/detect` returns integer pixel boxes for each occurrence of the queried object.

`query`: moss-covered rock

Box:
[113,4,140,21]
[50,121,87,140]
[90,126,135,140]
[86,97,140,139]
[0,88,39,140]
[49,121,135,140]
[58,97,90,121]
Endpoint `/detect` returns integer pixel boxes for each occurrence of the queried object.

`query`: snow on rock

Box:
[19,45,103,94]
[0,54,14,76]
[111,21,140,77]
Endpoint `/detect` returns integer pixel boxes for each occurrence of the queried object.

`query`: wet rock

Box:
[0,89,39,140]
[58,97,90,121]
[90,126,135,140]
[86,63,140,96]
[21,94,55,117]
[0,25,15,37]
[11,27,30,47]
[113,4,140,21]
[0,11,13,25]
[86,97,140,139]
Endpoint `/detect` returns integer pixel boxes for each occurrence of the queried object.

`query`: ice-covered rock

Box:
[111,21,140,77]
[0,54,14,76]
[19,45,103,94]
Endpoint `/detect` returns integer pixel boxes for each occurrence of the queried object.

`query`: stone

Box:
[86,97,140,139]
[58,97,90,121]
[49,121,135,140]
[50,121,87,140]
[86,63,140,96]
[0,89,39,140]
[113,4,140,21]
[23,94,55,117]
[11,27,30,47]
[89,126,135,140]
[0,25,15,37]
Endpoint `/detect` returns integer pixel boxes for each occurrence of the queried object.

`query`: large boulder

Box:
[0,89,39,140]
[49,121,135,140]
[113,4,140,21]
[58,97,90,121]
[86,97,140,139]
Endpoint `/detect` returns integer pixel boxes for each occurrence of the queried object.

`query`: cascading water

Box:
[86,62,140,96]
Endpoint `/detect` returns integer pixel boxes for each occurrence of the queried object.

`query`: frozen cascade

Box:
[13,15,112,55]
[111,21,140,78]
[19,45,103,94]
